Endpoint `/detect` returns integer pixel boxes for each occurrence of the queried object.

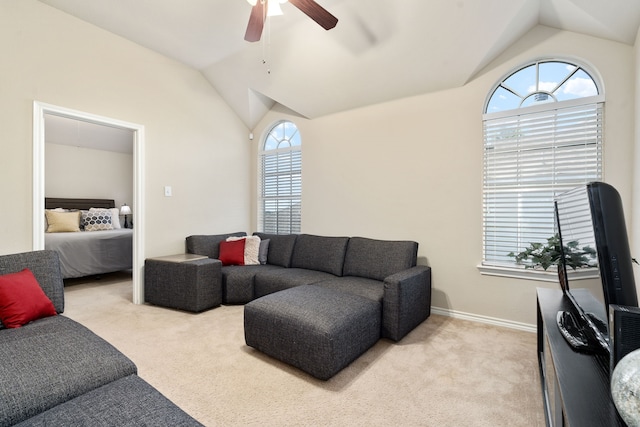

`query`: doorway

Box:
[33,101,146,304]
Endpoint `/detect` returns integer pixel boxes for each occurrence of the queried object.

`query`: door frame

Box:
[33,101,146,304]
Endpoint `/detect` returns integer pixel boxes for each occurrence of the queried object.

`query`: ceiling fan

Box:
[244,0,338,42]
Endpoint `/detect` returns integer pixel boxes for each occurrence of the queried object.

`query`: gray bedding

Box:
[45,229,133,278]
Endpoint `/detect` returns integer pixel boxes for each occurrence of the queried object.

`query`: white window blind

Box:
[482,102,603,267]
[259,146,302,234]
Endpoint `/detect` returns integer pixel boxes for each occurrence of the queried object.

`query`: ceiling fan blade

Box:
[244,0,266,42]
[289,0,338,30]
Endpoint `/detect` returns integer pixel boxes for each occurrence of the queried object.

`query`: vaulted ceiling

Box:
[38,0,640,129]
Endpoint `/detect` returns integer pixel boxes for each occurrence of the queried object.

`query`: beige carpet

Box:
[63,273,545,427]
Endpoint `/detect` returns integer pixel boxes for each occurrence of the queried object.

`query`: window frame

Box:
[257,120,302,235]
[479,59,604,281]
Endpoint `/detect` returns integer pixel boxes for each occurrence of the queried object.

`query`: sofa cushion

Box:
[253,233,297,267]
[314,276,385,303]
[13,374,203,427]
[290,234,349,276]
[0,315,137,426]
[343,237,418,281]
[0,269,57,328]
[0,251,65,314]
[186,232,246,259]
[221,264,282,304]
[254,268,336,298]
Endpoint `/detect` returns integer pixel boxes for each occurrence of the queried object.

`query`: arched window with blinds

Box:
[481,59,604,273]
[258,121,302,234]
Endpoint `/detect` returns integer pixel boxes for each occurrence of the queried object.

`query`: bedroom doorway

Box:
[32,101,146,304]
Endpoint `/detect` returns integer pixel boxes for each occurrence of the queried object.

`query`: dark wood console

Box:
[537,288,625,426]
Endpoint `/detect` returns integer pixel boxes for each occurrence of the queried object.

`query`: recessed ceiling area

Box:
[37,0,640,129]
[45,114,133,154]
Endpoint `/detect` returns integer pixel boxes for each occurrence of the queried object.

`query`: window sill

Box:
[477,264,600,282]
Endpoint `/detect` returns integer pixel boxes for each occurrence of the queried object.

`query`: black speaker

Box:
[609,304,640,372]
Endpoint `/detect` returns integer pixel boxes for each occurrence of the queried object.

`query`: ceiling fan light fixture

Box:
[267,0,284,17]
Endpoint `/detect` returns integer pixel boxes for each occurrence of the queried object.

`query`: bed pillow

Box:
[0,269,57,328]
[44,208,66,230]
[82,209,113,231]
[90,207,121,229]
[227,236,261,265]
[110,208,122,229]
[45,210,81,233]
[219,239,246,266]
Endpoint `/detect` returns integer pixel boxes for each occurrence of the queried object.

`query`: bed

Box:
[44,198,133,279]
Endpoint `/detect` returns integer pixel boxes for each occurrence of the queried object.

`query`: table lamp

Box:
[120,204,132,229]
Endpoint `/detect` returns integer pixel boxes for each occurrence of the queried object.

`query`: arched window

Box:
[258,121,302,234]
[481,59,604,273]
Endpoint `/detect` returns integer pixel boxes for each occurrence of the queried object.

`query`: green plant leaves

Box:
[508,234,597,270]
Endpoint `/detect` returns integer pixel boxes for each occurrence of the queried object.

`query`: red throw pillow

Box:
[219,239,246,266]
[0,268,57,328]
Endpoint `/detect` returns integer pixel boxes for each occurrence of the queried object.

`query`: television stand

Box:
[537,288,624,426]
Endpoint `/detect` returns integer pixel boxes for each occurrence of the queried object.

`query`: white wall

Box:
[45,143,133,211]
[252,26,636,327]
[0,0,251,257]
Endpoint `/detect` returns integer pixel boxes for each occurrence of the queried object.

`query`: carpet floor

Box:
[63,272,545,427]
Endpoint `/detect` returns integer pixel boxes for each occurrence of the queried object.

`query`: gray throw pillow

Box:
[258,239,270,265]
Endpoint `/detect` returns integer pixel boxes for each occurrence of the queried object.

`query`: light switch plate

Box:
[164,186,172,197]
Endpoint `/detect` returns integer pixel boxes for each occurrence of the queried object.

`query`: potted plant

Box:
[508,234,597,270]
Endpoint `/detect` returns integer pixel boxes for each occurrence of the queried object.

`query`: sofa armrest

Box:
[382,265,431,341]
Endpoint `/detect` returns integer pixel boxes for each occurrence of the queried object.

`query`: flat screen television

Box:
[555,181,638,356]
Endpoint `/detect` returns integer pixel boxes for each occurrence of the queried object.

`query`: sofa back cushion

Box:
[186,232,246,259]
[343,237,418,281]
[290,234,349,276]
[253,233,297,268]
[0,250,65,314]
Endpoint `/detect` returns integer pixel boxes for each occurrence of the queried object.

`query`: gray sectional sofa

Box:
[187,232,431,341]
[0,250,202,427]
[186,232,432,379]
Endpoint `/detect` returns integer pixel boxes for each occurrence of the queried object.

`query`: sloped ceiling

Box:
[45,114,134,154]
[38,0,640,129]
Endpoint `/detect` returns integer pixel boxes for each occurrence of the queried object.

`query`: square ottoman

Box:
[244,284,381,380]
[145,256,221,312]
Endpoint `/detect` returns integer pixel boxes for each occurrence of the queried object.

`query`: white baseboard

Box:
[431,307,536,333]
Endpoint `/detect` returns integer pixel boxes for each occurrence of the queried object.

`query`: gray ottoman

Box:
[244,285,381,380]
[145,255,221,312]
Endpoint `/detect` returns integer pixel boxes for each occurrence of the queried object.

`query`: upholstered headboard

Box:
[45,198,115,210]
